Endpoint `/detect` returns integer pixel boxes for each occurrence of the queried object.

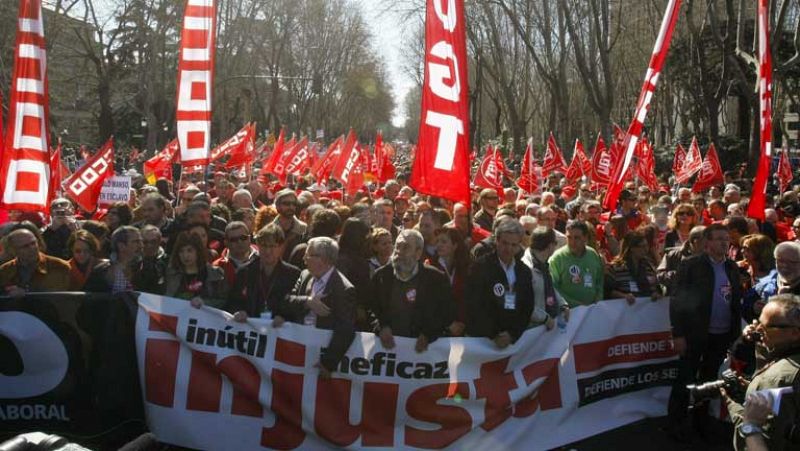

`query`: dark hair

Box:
[155,178,174,200]
[704,222,729,240]
[67,229,100,257]
[530,226,556,251]
[309,209,341,238]
[82,220,110,241]
[169,231,208,271]
[611,231,648,266]
[107,202,133,226]
[566,220,590,238]
[726,216,749,236]
[338,218,371,256]
[142,193,168,210]
[434,227,469,275]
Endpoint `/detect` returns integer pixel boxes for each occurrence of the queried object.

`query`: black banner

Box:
[577,361,679,407]
[0,292,145,449]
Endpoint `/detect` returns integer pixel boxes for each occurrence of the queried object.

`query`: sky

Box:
[357,1,416,128]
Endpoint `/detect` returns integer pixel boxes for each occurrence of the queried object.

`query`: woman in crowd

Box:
[104,202,133,234]
[605,230,661,304]
[426,227,469,336]
[337,218,373,330]
[67,230,110,291]
[186,223,221,262]
[740,234,778,321]
[367,227,393,275]
[165,232,227,308]
[664,204,698,249]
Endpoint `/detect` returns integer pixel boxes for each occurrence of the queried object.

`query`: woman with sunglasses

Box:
[664,204,699,250]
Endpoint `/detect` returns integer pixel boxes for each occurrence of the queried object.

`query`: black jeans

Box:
[668,332,733,426]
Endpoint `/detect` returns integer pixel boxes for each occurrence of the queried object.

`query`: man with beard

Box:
[371,229,453,353]
[273,189,308,260]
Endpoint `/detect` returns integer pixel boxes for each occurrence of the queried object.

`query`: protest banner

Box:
[98,175,132,207]
[136,294,678,450]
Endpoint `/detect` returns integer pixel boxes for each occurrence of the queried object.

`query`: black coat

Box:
[671,254,743,342]
[369,262,454,341]
[225,259,300,318]
[466,252,535,342]
[285,269,356,372]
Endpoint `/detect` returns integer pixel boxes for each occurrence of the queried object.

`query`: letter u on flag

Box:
[0,0,51,213]
[176,0,216,166]
[410,0,471,205]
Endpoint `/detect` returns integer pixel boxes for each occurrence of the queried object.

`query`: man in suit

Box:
[466,219,534,348]
[226,224,301,321]
[371,230,454,353]
[285,237,356,378]
[668,223,743,440]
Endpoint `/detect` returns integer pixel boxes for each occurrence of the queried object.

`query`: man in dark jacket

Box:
[668,223,743,439]
[285,237,356,378]
[657,225,706,295]
[371,230,454,353]
[226,224,300,320]
[466,219,534,348]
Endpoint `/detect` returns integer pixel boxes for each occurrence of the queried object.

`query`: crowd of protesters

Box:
[2,151,800,443]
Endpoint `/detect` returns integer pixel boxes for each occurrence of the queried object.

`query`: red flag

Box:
[591,134,613,186]
[542,133,567,177]
[331,130,363,195]
[371,132,383,176]
[409,0,471,204]
[516,138,538,192]
[223,123,256,168]
[272,135,297,184]
[176,0,216,166]
[676,137,703,184]
[603,0,683,210]
[379,149,396,183]
[208,122,248,163]
[672,143,687,182]
[259,128,286,180]
[144,139,178,184]
[63,138,115,212]
[777,148,793,193]
[358,142,375,181]
[312,135,343,182]
[0,0,51,213]
[566,139,590,182]
[692,143,724,193]
[637,138,659,190]
[748,0,773,221]
[48,139,66,203]
[474,147,504,189]
[282,137,312,176]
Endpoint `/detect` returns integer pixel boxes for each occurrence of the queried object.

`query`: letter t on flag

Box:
[409,0,471,205]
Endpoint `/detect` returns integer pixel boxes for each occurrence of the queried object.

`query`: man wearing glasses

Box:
[724,294,800,451]
[474,188,499,232]
[215,221,258,290]
[667,223,744,441]
[775,242,800,295]
[272,189,308,260]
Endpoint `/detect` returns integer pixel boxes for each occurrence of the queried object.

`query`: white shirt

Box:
[498,257,516,291]
[312,266,335,296]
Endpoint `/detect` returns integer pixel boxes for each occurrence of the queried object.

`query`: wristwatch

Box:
[738,422,763,438]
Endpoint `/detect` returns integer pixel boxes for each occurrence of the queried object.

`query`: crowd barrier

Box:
[1,292,678,450]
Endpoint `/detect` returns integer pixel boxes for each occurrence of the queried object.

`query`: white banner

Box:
[136,294,678,450]
[98,175,131,206]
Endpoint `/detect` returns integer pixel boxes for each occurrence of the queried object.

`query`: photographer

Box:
[724,294,800,450]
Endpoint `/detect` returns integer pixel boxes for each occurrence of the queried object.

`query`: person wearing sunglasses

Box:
[665,205,699,250]
[723,294,800,451]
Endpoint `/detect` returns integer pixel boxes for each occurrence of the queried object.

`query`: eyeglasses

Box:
[279,201,298,207]
[677,212,695,217]
[226,235,250,243]
[756,319,799,330]
[485,197,499,201]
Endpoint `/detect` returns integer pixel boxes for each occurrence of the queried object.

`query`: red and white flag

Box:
[566,139,592,182]
[272,135,296,184]
[409,0,471,204]
[223,123,256,168]
[474,146,504,190]
[542,132,567,177]
[259,128,286,180]
[777,148,793,193]
[63,138,114,212]
[516,138,538,193]
[692,143,724,193]
[591,134,613,186]
[176,0,216,166]
[672,143,687,182]
[282,137,312,176]
[207,122,250,163]
[48,139,68,202]
[602,0,683,210]
[331,130,363,196]
[371,132,384,177]
[144,139,179,184]
[312,135,343,182]
[677,137,703,184]
[748,0,773,221]
[0,0,51,213]
[637,138,659,191]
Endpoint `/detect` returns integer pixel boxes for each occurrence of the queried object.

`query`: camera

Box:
[687,369,742,402]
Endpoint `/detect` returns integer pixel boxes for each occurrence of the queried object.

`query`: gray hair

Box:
[111,225,140,253]
[232,189,253,202]
[225,220,250,236]
[307,236,339,264]
[140,224,161,238]
[766,294,800,327]
[494,217,524,237]
[398,229,424,252]
[775,241,800,260]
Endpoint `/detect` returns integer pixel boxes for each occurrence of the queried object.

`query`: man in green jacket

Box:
[548,221,604,307]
